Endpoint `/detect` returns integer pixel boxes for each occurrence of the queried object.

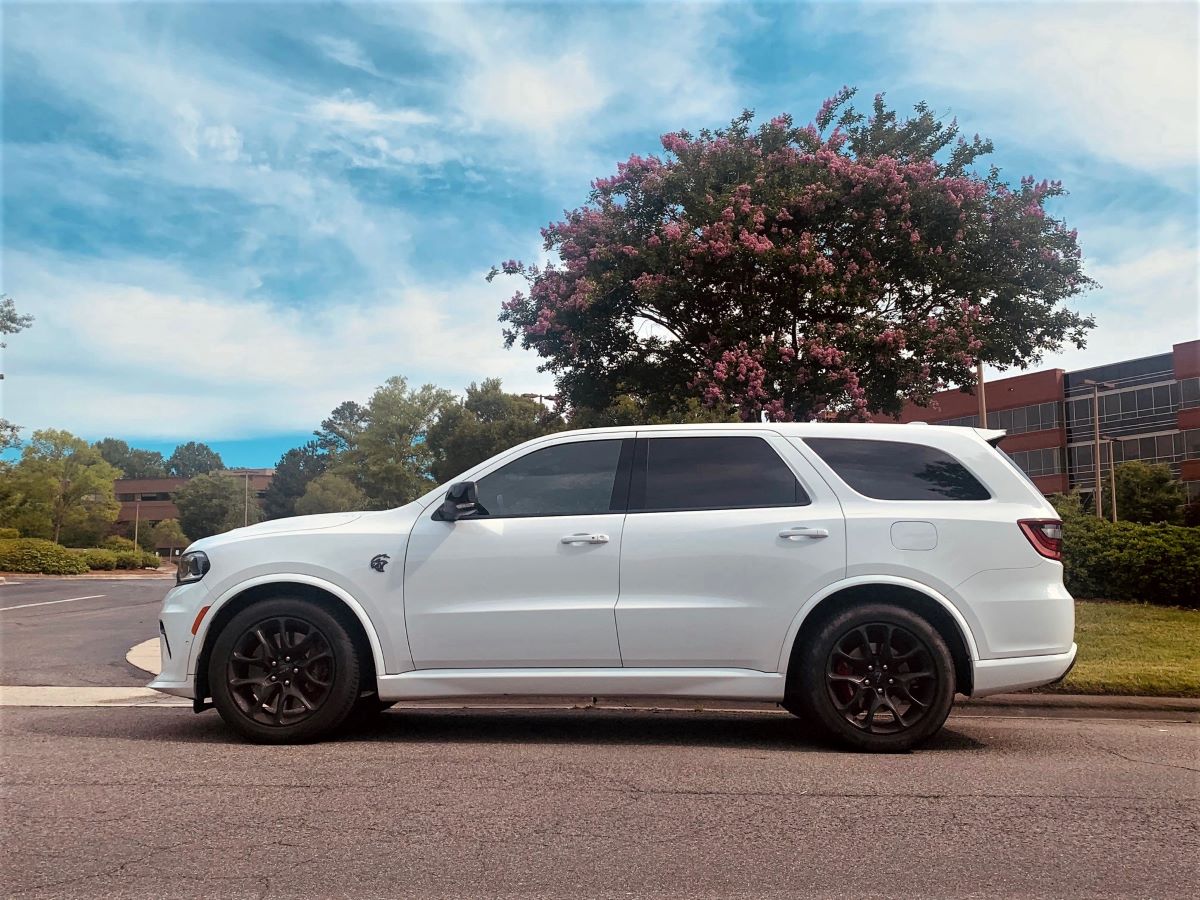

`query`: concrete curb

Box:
[961,693,1200,712]
[0,571,174,580]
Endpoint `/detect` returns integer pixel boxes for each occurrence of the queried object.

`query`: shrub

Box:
[110,550,161,570]
[102,535,138,552]
[75,548,119,571]
[114,550,144,569]
[0,527,20,540]
[1061,514,1200,609]
[0,539,90,575]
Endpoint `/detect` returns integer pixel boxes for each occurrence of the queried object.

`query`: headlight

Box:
[176,550,210,584]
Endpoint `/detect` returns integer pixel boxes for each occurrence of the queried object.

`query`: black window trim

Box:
[627,435,813,514]
[437,436,635,521]
[802,436,993,502]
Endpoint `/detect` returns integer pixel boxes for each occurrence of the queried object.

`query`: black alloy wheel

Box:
[786,602,956,752]
[825,622,937,734]
[226,615,335,727]
[209,597,361,743]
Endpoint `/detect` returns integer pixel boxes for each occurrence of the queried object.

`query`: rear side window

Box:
[633,436,809,512]
[805,438,990,501]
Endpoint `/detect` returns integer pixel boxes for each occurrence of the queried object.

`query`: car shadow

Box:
[20,705,986,753]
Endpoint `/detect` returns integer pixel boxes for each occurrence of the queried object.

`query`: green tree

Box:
[493,92,1094,421]
[167,441,224,478]
[262,442,327,519]
[174,472,262,539]
[149,518,190,553]
[426,379,564,482]
[1,295,33,449]
[93,438,168,479]
[294,472,367,516]
[314,401,368,457]
[338,377,455,507]
[1113,461,1186,525]
[5,429,120,543]
[568,394,741,429]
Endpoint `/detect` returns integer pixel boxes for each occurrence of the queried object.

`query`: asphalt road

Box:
[1,577,1198,898]
[0,576,170,686]
[3,706,1198,899]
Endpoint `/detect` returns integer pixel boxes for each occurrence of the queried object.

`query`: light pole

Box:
[1082,380,1115,519]
[1099,437,1120,523]
[975,361,988,427]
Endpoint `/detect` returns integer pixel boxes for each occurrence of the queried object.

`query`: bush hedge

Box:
[102,536,138,552]
[0,539,90,575]
[1061,514,1200,609]
[0,527,20,540]
[75,548,119,570]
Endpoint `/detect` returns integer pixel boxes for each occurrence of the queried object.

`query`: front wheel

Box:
[786,603,956,752]
[209,597,361,744]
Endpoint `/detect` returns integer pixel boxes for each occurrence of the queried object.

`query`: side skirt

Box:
[376,667,786,702]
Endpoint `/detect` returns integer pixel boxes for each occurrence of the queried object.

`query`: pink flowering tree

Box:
[491,89,1095,421]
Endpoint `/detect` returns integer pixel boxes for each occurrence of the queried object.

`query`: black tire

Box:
[785,603,955,752]
[209,597,361,744]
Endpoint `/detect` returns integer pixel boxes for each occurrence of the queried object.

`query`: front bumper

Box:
[146,581,208,700]
[972,643,1078,697]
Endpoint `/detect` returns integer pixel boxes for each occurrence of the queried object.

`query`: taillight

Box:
[1019,519,1063,560]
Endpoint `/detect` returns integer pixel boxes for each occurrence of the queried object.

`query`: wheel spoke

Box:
[276,618,291,651]
[253,629,276,662]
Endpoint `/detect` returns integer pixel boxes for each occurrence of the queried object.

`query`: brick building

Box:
[892,340,1200,502]
[114,468,275,533]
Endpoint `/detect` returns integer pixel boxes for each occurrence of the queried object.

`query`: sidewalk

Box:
[0,570,174,582]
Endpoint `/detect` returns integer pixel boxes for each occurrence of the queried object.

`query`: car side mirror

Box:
[434,481,481,522]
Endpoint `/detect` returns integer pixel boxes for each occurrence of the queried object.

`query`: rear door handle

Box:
[561,533,610,545]
[779,527,829,540]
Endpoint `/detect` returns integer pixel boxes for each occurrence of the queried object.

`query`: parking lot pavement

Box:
[0,577,170,686]
[2,705,1197,899]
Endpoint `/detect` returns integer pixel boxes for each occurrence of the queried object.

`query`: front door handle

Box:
[561,533,610,545]
[779,527,829,540]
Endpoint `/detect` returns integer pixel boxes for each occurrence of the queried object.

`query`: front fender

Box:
[187,573,391,681]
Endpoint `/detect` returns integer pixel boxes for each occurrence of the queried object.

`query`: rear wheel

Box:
[786,603,955,752]
[209,597,361,744]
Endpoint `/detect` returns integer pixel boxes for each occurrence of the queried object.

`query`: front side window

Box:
[633,436,809,512]
[474,439,627,517]
[805,438,990,501]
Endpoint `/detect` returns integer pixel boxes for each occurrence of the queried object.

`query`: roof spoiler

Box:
[975,428,1008,448]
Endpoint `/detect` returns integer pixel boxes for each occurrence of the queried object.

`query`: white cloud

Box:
[2,251,552,440]
[310,97,434,129]
[312,35,380,76]
[893,1,1198,177]
[463,53,610,134]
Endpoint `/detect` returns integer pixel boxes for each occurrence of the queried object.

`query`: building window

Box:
[1008,447,1063,477]
[1182,377,1200,410]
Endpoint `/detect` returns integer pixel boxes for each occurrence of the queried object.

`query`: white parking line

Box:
[0,594,105,612]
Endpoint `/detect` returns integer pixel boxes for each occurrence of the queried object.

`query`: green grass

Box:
[1036,600,1200,697]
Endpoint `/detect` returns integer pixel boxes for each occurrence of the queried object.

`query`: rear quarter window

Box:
[804,438,990,501]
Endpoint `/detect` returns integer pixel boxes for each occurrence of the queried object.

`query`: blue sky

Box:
[2,1,1197,467]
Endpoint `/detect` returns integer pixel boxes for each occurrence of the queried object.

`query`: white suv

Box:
[151,423,1075,751]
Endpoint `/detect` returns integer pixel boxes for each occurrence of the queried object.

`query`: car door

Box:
[403,435,633,669]
[615,431,846,671]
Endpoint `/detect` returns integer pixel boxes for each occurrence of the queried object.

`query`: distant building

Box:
[892,340,1200,502]
[114,468,275,532]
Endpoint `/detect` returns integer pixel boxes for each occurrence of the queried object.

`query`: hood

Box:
[189,511,367,551]
[228,512,365,536]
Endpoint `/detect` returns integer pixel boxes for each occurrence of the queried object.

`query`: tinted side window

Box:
[634,436,809,512]
[475,440,626,517]
[805,438,990,501]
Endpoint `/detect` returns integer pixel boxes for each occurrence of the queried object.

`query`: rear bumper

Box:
[971,643,1077,697]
